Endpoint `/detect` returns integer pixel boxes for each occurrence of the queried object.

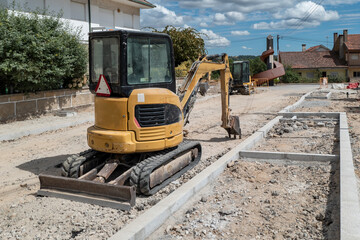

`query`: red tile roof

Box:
[279,51,347,69]
[305,45,330,52]
[345,34,360,50]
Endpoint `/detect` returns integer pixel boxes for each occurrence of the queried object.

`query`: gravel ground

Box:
[294,89,360,178]
[255,118,339,155]
[149,88,349,240]
[152,160,339,240]
[0,85,317,239]
[298,100,331,108]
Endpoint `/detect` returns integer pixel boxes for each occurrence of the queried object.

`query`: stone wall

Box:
[0,88,94,122]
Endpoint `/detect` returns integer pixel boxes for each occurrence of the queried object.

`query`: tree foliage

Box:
[151,25,206,67]
[175,60,193,78]
[0,7,87,94]
[281,65,301,83]
[249,57,267,76]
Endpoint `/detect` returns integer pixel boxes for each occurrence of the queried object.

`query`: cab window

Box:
[91,37,119,84]
[127,37,172,85]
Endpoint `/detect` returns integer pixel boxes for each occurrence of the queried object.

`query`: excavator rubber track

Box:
[130,141,202,195]
[38,141,202,210]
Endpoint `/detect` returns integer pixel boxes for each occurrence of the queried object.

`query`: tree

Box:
[151,26,206,67]
[0,6,87,94]
[249,57,267,76]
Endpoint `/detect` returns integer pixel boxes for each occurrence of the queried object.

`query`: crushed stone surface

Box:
[152,160,339,240]
[255,118,339,155]
[150,88,352,239]
[295,90,360,178]
[298,100,331,108]
[0,85,317,239]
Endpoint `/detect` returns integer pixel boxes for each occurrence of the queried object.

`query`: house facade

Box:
[333,30,360,82]
[280,29,360,82]
[0,0,155,41]
[279,49,347,82]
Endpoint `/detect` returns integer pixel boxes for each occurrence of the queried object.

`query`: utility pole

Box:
[277,35,280,56]
[88,0,91,33]
[326,36,329,48]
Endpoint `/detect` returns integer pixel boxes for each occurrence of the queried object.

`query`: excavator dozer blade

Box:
[37,174,136,210]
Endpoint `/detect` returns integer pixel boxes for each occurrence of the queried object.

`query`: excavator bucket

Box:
[37,173,136,210]
[199,82,210,96]
[227,115,241,139]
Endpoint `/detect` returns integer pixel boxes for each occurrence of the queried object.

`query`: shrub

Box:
[328,75,345,83]
[0,6,87,94]
[249,57,267,76]
[281,66,301,83]
[175,60,193,78]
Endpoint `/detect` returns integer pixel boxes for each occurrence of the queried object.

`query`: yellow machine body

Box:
[87,88,183,154]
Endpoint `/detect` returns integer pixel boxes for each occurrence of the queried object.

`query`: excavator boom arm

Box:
[178,54,241,138]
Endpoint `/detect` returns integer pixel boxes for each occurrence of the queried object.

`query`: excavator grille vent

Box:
[135,104,166,127]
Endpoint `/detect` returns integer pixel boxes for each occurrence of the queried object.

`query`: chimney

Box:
[343,29,348,42]
[333,32,338,47]
[302,44,306,52]
[339,35,344,59]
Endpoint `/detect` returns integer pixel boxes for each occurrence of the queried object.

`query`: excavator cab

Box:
[89,30,176,97]
[87,30,184,155]
[232,61,250,85]
[230,60,251,95]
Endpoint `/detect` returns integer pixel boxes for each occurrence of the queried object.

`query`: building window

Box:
[351,54,359,60]
[353,72,360,77]
[306,72,314,79]
[298,72,302,76]
[123,13,133,28]
[99,7,114,28]
[330,72,339,77]
[71,1,86,21]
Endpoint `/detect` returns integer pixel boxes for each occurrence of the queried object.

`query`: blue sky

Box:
[140,0,360,56]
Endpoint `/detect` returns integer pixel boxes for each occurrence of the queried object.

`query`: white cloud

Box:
[274,1,339,21]
[242,46,252,50]
[140,4,184,28]
[199,22,209,27]
[226,12,245,21]
[326,0,360,4]
[253,19,320,30]
[200,29,231,48]
[253,1,339,30]
[231,30,250,36]
[214,13,227,22]
[213,11,245,25]
[175,0,296,13]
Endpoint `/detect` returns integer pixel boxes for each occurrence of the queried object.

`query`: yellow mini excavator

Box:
[38,30,241,210]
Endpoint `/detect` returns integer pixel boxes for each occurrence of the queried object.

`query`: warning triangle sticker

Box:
[95,74,111,97]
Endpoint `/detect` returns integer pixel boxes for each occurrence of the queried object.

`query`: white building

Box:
[0,0,155,41]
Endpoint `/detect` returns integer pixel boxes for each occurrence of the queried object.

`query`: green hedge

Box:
[0,6,87,94]
[281,65,347,83]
